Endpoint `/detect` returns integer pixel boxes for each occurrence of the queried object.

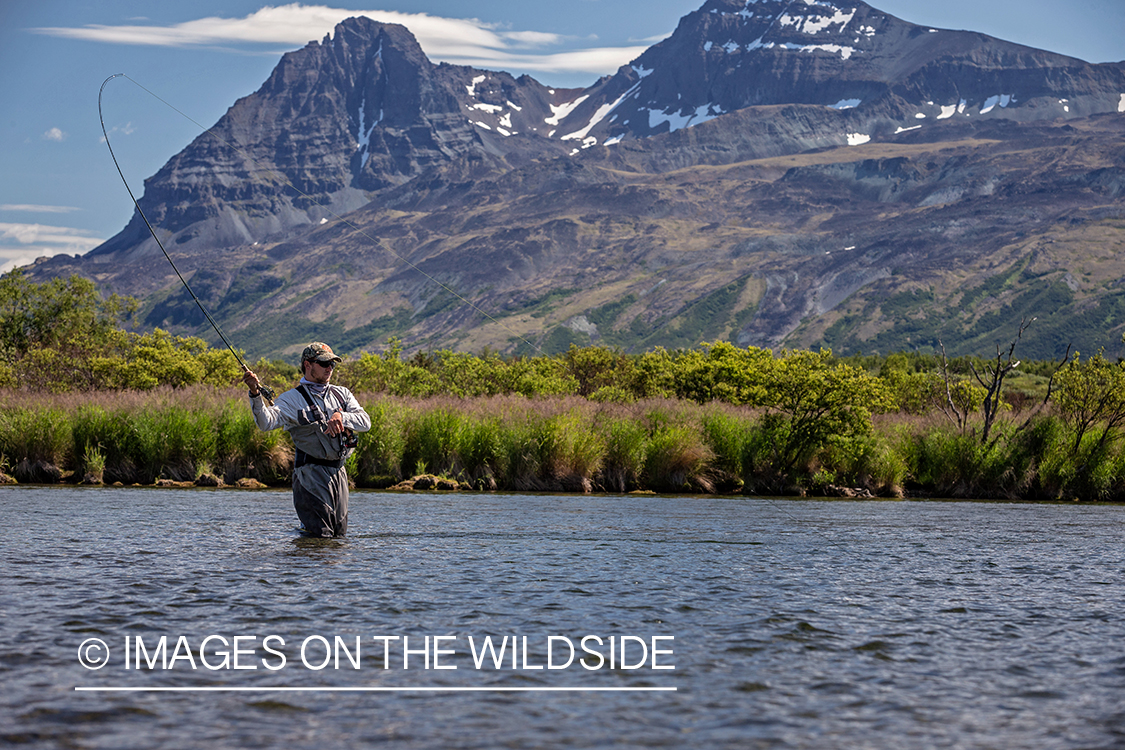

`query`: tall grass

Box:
[0,405,71,482]
[0,388,288,485]
[538,410,604,492]
[598,416,649,492]
[351,400,408,487]
[401,407,466,478]
[2,386,1124,500]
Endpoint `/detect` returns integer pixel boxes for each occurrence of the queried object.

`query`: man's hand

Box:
[325,409,346,437]
[242,369,261,396]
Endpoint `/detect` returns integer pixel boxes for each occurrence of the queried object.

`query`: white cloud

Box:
[32,4,645,78]
[0,204,81,214]
[43,127,66,142]
[0,222,104,274]
[448,45,649,76]
[99,122,136,143]
[630,33,673,44]
[499,30,564,48]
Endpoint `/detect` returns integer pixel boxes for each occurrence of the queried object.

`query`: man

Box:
[243,342,371,537]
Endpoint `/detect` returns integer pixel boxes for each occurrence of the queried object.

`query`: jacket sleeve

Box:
[336,388,372,434]
[250,390,302,431]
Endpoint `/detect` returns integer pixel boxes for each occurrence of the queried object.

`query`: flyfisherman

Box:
[242,342,370,537]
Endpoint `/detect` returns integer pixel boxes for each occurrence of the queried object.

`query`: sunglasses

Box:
[310,359,336,369]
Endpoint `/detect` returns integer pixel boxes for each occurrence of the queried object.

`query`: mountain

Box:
[28,0,1125,361]
[88,17,575,271]
[551,0,1125,146]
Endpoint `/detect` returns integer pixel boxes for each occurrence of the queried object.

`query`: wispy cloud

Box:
[631,33,673,44]
[451,46,650,76]
[99,122,136,144]
[0,222,104,274]
[42,127,66,142]
[31,4,645,78]
[0,204,81,214]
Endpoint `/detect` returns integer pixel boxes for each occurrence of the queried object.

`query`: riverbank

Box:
[1,387,1122,501]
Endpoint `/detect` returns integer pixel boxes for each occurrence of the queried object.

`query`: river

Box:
[1,487,1122,748]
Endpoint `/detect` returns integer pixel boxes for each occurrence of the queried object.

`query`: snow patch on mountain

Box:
[648,103,726,133]
[546,96,589,127]
[562,84,641,141]
[980,94,1014,114]
[727,36,855,59]
[711,0,766,17]
[466,75,486,97]
[355,100,378,166]
[778,6,856,35]
[783,42,856,59]
[469,102,503,114]
[353,42,385,168]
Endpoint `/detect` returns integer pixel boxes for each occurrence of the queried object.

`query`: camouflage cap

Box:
[302,342,343,363]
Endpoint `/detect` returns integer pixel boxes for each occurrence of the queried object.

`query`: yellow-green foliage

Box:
[1051,350,1125,453]
[0,271,244,392]
[89,329,243,390]
[879,353,986,416]
[337,340,577,398]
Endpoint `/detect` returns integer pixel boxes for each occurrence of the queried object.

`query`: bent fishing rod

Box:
[98,73,275,404]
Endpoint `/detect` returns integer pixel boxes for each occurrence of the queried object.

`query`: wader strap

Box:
[294,449,345,470]
[296,384,317,408]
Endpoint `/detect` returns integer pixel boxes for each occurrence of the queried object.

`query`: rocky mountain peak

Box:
[694,0,878,51]
[546,0,1124,149]
[87,17,565,267]
[28,1,1125,361]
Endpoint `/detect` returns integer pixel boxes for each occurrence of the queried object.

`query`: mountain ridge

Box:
[26,0,1125,361]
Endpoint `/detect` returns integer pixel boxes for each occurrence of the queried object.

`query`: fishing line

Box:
[98,74,277,404]
[99,73,547,357]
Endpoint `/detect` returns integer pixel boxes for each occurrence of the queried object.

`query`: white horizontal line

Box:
[76,686,676,693]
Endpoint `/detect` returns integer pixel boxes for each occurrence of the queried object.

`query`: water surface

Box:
[2,487,1123,748]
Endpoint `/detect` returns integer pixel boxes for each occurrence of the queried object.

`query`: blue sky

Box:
[1,0,1122,273]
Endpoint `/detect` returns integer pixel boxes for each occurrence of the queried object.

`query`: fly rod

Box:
[98,73,274,403]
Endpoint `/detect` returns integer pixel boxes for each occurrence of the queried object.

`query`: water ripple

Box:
[1,488,1123,749]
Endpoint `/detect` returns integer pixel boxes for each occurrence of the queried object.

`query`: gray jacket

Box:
[251,382,371,461]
